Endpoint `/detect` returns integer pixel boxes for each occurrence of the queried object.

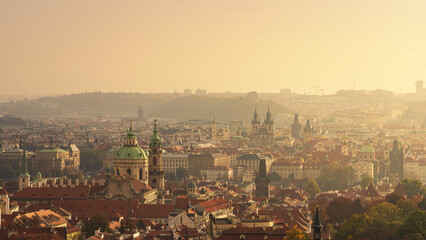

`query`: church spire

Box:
[20,143,29,177]
[150,119,161,148]
[312,206,322,240]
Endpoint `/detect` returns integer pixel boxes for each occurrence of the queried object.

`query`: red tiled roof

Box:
[131,204,175,218]
[12,187,90,201]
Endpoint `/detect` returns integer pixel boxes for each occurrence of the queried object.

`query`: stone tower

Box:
[211,118,217,140]
[149,120,165,194]
[264,107,274,141]
[137,106,145,122]
[303,119,314,139]
[291,114,302,139]
[390,139,404,179]
[113,121,149,183]
[255,159,270,198]
[18,143,30,190]
[312,207,322,240]
[251,108,260,137]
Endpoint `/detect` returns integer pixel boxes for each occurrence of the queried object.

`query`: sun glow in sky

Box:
[1,0,426,95]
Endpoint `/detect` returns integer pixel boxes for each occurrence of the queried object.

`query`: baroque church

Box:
[250,108,274,143]
[97,120,165,203]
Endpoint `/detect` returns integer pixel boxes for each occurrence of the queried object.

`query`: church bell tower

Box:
[149,120,165,195]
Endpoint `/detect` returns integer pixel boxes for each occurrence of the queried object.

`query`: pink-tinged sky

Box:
[1,0,426,95]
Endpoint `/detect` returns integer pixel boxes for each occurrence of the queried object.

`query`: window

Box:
[139,169,143,180]
[127,168,131,175]
[153,157,157,166]
[152,178,157,184]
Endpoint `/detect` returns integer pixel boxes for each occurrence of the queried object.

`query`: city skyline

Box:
[1,1,426,95]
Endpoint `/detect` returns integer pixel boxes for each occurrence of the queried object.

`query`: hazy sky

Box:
[1,1,426,95]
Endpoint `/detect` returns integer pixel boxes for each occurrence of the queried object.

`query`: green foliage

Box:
[176,167,188,180]
[386,193,403,205]
[165,172,176,181]
[67,172,84,182]
[397,199,419,216]
[302,179,321,198]
[360,174,373,188]
[418,197,426,210]
[336,213,372,239]
[284,225,309,240]
[270,172,282,184]
[80,149,106,172]
[326,197,353,225]
[83,212,110,237]
[317,161,353,190]
[401,178,426,198]
[396,210,426,239]
[370,202,402,226]
[0,163,18,180]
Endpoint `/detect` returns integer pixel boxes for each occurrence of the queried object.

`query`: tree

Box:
[67,172,83,182]
[386,193,403,205]
[317,161,353,190]
[165,172,176,181]
[176,167,188,180]
[80,149,106,172]
[360,174,373,188]
[303,179,320,198]
[369,202,402,226]
[83,212,110,237]
[137,219,145,230]
[397,199,418,216]
[284,225,309,240]
[0,164,18,180]
[326,197,353,225]
[270,172,282,185]
[336,213,372,239]
[401,179,426,198]
[418,197,426,210]
[396,210,426,239]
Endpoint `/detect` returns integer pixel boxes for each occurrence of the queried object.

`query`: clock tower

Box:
[149,120,165,197]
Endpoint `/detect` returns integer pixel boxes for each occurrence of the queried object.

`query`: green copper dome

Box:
[360,145,375,154]
[115,121,148,160]
[188,180,197,189]
[115,146,148,160]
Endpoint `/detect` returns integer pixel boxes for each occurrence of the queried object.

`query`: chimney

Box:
[67,179,72,186]
[75,178,79,186]
[84,179,88,186]
[91,178,95,185]
[59,178,64,186]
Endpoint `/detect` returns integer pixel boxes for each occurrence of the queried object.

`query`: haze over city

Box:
[0,2,426,240]
[2,0,426,95]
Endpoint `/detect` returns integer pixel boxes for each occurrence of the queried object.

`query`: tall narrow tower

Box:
[255,159,270,198]
[312,207,322,240]
[137,106,146,122]
[264,107,274,141]
[291,114,302,139]
[149,120,165,194]
[211,118,217,140]
[251,108,260,137]
[18,143,30,190]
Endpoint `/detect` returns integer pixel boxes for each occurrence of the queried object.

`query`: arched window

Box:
[152,178,157,184]
[127,168,131,175]
[139,169,142,180]
[153,157,157,166]
[117,168,120,176]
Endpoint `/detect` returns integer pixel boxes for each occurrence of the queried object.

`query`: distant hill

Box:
[0,92,290,122]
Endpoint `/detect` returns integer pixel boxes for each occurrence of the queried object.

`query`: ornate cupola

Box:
[113,121,149,183]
